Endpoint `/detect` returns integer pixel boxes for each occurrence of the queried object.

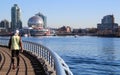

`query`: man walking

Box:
[9,30,23,69]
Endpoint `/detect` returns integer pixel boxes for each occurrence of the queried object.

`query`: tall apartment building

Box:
[11,4,22,31]
[102,15,114,24]
[97,15,118,30]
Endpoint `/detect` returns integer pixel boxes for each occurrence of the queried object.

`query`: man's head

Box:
[14,30,19,35]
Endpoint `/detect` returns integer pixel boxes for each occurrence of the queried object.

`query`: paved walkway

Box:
[0,46,46,75]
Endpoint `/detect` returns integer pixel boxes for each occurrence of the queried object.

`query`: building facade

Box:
[97,15,118,36]
[11,4,22,31]
[0,19,9,29]
[27,13,52,36]
[97,15,118,30]
[0,19,10,32]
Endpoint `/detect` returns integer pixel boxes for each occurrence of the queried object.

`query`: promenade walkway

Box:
[0,46,46,75]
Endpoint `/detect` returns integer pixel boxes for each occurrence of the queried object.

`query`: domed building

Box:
[27,15,52,36]
[28,15,44,28]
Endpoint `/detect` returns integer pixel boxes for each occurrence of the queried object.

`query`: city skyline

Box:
[0,0,120,28]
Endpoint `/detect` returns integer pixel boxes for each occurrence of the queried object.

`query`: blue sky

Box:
[0,0,120,28]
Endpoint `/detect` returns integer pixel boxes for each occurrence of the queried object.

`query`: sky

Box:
[0,0,120,28]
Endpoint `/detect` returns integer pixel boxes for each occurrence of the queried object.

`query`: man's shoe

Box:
[12,64,15,70]
[17,66,19,69]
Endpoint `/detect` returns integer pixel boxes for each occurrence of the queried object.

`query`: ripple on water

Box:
[65,55,120,75]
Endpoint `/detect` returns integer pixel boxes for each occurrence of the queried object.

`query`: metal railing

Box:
[0,37,73,75]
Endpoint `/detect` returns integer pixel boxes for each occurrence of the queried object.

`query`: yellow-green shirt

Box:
[11,35,20,50]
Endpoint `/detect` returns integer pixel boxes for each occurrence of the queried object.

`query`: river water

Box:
[23,36,120,75]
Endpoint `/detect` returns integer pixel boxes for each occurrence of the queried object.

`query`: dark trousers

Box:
[11,50,20,66]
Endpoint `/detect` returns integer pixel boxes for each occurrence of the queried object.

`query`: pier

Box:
[0,46,45,75]
[0,37,73,75]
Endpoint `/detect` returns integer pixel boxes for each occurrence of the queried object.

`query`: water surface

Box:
[23,36,120,75]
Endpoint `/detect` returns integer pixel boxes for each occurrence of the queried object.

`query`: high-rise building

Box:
[97,15,118,36]
[11,4,22,31]
[101,15,114,24]
[97,15,118,30]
